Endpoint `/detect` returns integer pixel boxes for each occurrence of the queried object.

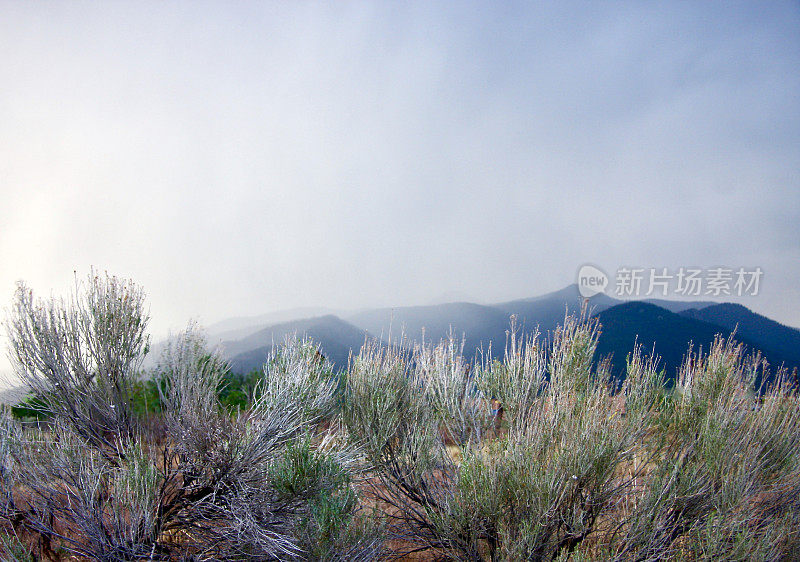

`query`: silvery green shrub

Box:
[1,273,382,560]
[343,314,800,560]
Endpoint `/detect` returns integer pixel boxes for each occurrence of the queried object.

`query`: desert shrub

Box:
[613,336,800,561]
[342,314,800,561]
[127,364,263,416]
[342,313,642,559]
[0,272,383,560]
[0,532,33,562]
[2,272,798,560]
[6,273,149,450]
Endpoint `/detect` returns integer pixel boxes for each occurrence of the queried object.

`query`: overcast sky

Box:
[1,2,799,367]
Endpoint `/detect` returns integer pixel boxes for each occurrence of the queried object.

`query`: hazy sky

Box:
[1,2,799,362]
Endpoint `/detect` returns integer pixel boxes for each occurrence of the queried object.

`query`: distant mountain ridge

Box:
[158,285,799,384]
[493,286,617,336]
[207,306,336,342]
[679,303,800,364]
[346,302,512,360]
[222,315,370,374]
[5,287,795,404]
[595,302,799,384]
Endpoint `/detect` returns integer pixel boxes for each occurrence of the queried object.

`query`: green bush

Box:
[0,273,382,560]
[2,272,798,560]
[341,315,800,561]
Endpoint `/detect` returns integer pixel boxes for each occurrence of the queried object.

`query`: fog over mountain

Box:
[213,285,799,384]
[1,3,798,378]
[2,282,797,400]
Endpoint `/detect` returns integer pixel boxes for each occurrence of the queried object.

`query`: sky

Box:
[1,1,799,374]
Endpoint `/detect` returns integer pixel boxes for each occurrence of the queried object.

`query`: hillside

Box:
[595,302,799,384]
[149,285,799,385]
[642,297,717,313]
[493,284,619,334]
[207,306,336,342]
[347,302,512,361]
[223,315,372,373]
[680,303,800,365]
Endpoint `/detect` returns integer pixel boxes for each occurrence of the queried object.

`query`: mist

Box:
[1,2,798,379]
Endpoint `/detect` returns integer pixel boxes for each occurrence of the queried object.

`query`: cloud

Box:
[0,0,797,367]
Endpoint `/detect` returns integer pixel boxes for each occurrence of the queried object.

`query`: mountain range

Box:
[208,285,799,385]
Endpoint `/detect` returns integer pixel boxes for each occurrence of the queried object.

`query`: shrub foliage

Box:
[340,315,799,560]
[1,273,798,560]
[1,273,381,561]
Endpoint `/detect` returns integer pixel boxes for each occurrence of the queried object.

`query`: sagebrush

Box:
[2,273,798,561]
